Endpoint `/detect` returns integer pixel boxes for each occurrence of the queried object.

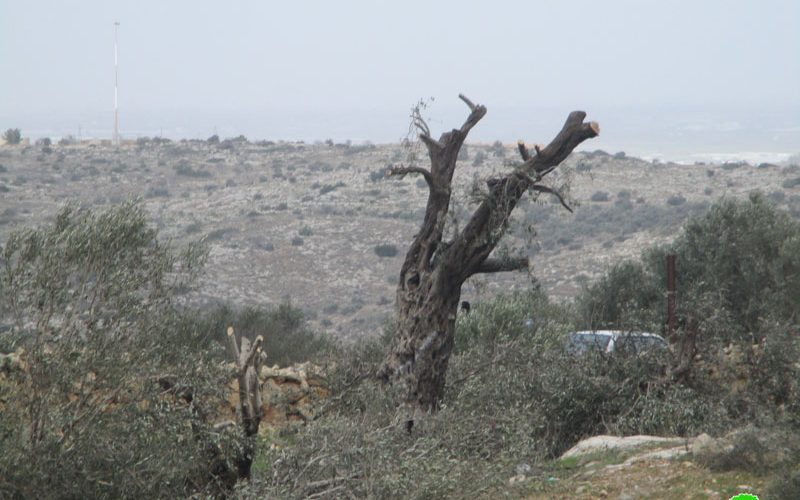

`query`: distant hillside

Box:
[0,140,798,339]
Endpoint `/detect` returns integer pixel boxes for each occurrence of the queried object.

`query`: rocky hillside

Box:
[1,140,798,339]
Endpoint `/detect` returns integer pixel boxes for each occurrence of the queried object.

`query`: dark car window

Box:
[567,333,612,354]
[615,335,667,353]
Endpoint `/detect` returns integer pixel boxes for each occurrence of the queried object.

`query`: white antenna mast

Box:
[113,21,120,146]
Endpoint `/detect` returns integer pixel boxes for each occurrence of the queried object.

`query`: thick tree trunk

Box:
[379,95,599,412]
[389,275,461,410]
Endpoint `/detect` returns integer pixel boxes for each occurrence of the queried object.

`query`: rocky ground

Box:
[1,139,798,340]
[527,433,769,499]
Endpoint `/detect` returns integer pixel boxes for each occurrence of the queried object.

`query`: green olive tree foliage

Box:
[578,192,800,341]
[2,128,21,145]
[0,202,240,498]
[577,192,800,430]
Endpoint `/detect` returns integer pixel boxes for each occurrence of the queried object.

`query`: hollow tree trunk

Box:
[378,95,599,412]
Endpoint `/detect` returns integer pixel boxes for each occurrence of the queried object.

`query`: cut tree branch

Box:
[517,140,531,161]
[531,185,573,213]
[386,165,434,186]
[457,94,487,136]
[473,256,529,274]
[419,133,443,151]
[227,326,241,371]
[452,108,597,282]
[521,112,600,173]
[239,335,263,379]
[458,93,477,111]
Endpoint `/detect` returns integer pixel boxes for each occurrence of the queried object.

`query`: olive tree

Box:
[378,95,599,411]
[0,201,242,498]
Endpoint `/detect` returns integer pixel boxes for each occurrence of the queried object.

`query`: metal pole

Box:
[114,21,120,146]
[666,254,677,339]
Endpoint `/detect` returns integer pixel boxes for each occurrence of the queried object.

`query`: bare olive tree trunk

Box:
[226,327,264,479]
[378,95,599,412]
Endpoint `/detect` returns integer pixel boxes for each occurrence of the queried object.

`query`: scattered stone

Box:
[508,474,526,485]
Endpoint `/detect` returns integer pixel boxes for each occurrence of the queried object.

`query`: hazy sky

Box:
[1,0,798,153]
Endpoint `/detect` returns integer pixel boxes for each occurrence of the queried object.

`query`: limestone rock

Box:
[259,362,328,428]
[560,435,686,459]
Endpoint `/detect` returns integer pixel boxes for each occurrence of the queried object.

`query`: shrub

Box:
[185,221,203,234]
[666,194,686,206]
[145,186,170,198]
[298,226,313,236]
[457,143,469,160]
[782,177,800,189]
[768,468,800,500]
[373,243,398,257]
[2,128,21,144]
[174,163,212,178]
[206,227,236,241]
[291,236,304,246]
[242,291,721,497]
[489,140,505,157]
[576,260,663,331]
[578,193,800,339]
[319,181,345,195]
[186,303,332,367]
[0,201,244,498]
[590,191,609,202]
[721,161,744,171]
[472,150,487,166]
[369,168,387,183]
